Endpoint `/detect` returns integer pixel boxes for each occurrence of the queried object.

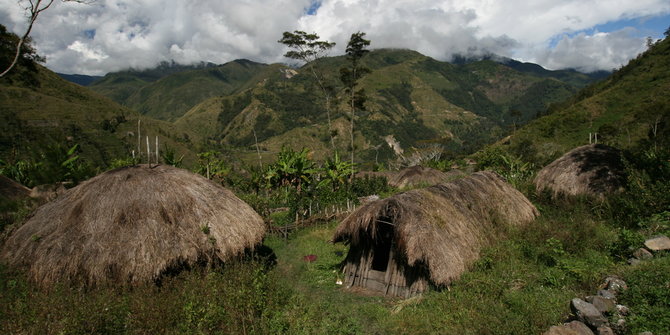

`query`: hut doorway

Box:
[371,222,394,272]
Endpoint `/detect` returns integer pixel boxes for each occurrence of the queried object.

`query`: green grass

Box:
[1,196,638,334]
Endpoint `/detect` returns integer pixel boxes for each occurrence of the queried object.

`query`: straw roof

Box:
[334,171,538,287]
[0,175,30,201]
[389,166,464,189]
[0,164,265,287]
[534,144,625,199]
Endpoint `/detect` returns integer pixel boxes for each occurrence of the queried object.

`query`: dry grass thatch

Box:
[0,175,30,201]
[333,171,539,287]
[0,164,265,287]
[388,166,463,189]
[534,144,626,199]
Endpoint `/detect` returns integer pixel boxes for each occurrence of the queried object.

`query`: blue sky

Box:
[549,13,670,48]
[0,0,668,75]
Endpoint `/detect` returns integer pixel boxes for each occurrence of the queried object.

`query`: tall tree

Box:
[339,32,370,176]
[0,0,92,78]
[278,31,337,149]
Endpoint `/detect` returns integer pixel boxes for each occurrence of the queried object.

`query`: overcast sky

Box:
[1,0,669,75]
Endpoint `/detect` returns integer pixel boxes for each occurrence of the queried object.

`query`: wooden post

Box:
[155,136,159,165]
[137,119,141,161]
[146,136,150,166]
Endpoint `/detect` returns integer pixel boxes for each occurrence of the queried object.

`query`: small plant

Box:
[200,225,210,235]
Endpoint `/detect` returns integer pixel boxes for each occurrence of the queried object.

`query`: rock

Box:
[544,321,594,335]
[589,296,616,314]
[644,235,670,251]
[637,332,653,335]
[596,326,614,335]
[615,304,630,316]
[565,321,595,335]
[612,318,626,334]
[604,277,628,293]
[598,290,617,300]
[633,248,654,260]
[571,298,608,328]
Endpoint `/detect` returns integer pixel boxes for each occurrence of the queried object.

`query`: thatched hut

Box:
[389,166,463,189]
[534,144,625,199]
[333,171,538,297]
[0,164,265,287]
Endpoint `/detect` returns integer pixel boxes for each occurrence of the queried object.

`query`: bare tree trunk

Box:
[253,128,262,169]
[0,0,56,78]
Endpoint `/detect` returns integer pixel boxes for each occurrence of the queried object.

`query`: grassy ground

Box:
[1,172,668,334]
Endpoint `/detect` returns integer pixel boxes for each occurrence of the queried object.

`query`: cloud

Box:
[534,28,648,72]
[0,0,668,75]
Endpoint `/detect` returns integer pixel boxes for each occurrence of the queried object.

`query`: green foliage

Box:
[474,146,535,188]
[318,151,355,191]
[278,30,336,63]
[195,150,229,181]
[161,144,184,167]
[618,257,670,334]
[263,146,316,191]
[607,147,670,228]
[0,143,95,187]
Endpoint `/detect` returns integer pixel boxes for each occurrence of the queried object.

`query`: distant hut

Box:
[534,144,625,199]
[1,164,265,287]
[389,166,463,189]
[333,171,538,297]
[0,175,30,201]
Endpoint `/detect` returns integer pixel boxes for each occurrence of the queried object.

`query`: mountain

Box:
[497,36,670,165]
[88,60,277,121]
[0,62,196,169]
[172,48,601,163]
[56,73,103,86]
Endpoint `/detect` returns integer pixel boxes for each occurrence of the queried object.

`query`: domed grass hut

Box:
[333,171,538,297]
[0,164,265,287]
[534,144,626,199]
[388,166,462,189]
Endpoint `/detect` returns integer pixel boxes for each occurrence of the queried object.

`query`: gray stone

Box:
[616,304,630,316]
[637,332,653,335]
[633,248,654,260]
[604,277,628,293]
[543,321,594,335]
[571,298,608,328]
[598,290,616,300]
[645,235,670,251]
[543,325,580,335]
[596,326,614,335]
[564,321,595,335]
[612,318,626,334]
[590,296,616,314]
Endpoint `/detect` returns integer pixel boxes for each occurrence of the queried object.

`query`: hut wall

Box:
[342,243,429,298]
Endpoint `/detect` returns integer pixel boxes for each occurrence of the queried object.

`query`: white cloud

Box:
[0,0,668,75]
[534,28,648,72]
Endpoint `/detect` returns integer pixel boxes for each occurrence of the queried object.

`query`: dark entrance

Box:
[371,222,394,271]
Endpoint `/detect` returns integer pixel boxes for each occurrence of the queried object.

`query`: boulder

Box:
[633,248,653,260]
[596,326,614,335]
[587,296,616,314]
[604,277,627,294]
[571,298,608,328]
[644,235,670,251]
[544,321,594,335]
[597,290,616,300]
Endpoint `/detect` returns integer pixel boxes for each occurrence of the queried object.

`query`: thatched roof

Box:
[534,144,626,199]
[389,166,462,189]
[0,164,265,287]
[334,171,538,287]
[0,175,30,201]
